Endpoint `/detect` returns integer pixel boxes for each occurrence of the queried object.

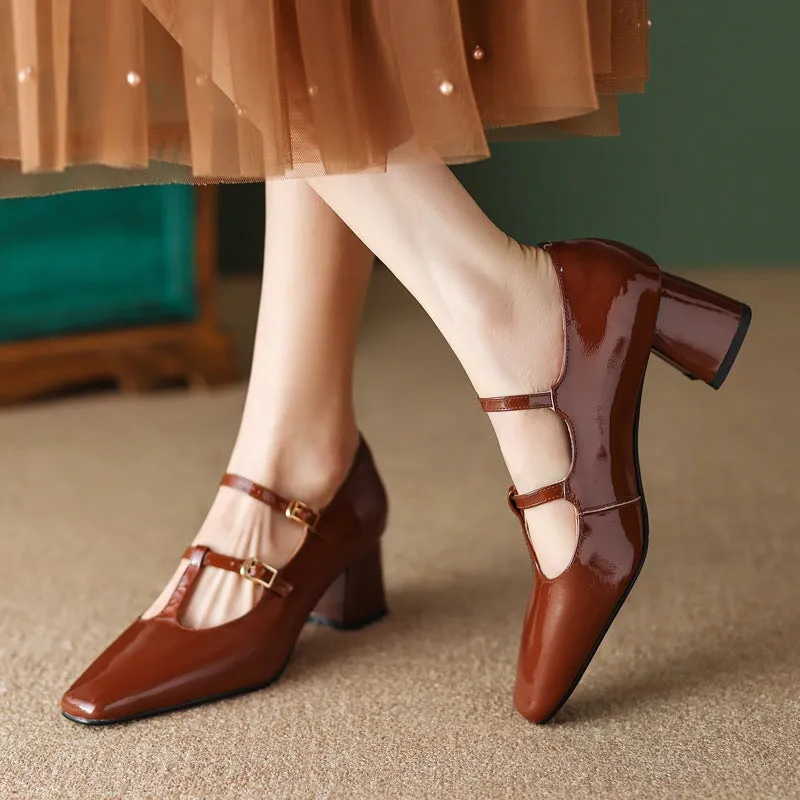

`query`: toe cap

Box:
[60,687,106,723]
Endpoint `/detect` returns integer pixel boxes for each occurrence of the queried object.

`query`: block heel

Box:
[592,240,751,389]
[652,272,752,389]
[309,544,388,630]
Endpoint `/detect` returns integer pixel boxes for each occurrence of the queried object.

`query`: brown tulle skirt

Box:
[0,0,649,197]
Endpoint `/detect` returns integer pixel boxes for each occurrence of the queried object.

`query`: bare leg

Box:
[308,162,574,577]
[143,180,374,627]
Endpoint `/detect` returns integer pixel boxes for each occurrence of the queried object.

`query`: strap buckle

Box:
[285,500,320,530]
[239,557,279,590]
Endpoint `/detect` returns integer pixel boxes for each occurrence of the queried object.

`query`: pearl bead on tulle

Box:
[17,66,33,83]
[472,45,485,61]
[308,85,319,97]
[195,73,209,87]
[126,71,142,87]
[439,80,454,96]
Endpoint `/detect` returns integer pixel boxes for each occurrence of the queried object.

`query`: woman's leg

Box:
[143,179,375,627]
[307,162,574,577]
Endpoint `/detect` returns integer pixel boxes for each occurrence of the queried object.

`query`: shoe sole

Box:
[709,303,751,390]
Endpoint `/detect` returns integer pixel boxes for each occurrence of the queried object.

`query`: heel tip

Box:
[307,608,388,631]
[710,303,752,390]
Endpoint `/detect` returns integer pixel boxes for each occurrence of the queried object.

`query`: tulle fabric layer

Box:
[0,0,648,197]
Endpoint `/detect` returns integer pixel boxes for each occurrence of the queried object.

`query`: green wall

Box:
[453,2,800,267]
[220,1,800,271]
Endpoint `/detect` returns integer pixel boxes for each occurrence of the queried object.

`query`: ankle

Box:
[433,244,562,396]
[227,417,359,506]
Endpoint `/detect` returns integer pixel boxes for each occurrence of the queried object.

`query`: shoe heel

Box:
[309,544,388,630]
[652,272,752,389]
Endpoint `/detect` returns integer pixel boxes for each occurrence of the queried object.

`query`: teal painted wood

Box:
[0,185,196,342]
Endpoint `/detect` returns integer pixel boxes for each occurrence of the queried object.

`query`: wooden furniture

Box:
[0,186,237,404]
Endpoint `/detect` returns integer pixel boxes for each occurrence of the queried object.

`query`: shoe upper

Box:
[480,239,661,723]
[61,437,388,723]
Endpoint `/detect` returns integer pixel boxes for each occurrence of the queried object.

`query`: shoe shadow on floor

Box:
[556,604,800,725]
[287,551,800,727]
[286,561,531,681]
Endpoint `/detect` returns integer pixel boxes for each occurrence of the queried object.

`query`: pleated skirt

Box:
[0,0,649,196]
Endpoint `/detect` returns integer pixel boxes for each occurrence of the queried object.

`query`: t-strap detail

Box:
[180,545,292,597]
[220,473,320,531]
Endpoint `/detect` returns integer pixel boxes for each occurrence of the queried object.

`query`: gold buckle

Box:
[239,556,278,590]
[284,500,319,529]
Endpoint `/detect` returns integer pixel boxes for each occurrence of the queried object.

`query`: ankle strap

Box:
[220,473,320,531]
[479,391,554,412]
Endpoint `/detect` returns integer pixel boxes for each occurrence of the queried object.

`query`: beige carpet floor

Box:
[1,267,799,799]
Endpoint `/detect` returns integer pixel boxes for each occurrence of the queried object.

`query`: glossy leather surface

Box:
[652,272,749,386]
[220,473,321,529]
[602,239,750,388]
[61,437,388,724]
[481,239,661,723]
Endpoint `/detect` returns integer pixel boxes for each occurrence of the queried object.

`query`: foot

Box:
[142,430,359,628]
[447,244,574,578]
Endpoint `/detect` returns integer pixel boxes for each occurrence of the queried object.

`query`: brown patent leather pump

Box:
[614,240,751,389]
[61,438,388,725]
[480,239,750,724]
[652,270,751,388]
